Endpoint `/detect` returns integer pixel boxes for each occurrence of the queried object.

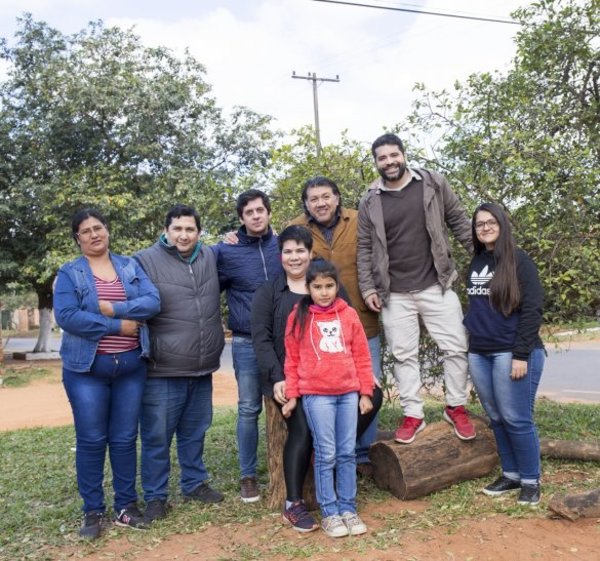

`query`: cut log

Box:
[264,398,317,511]
[369,418,497,500]
[548,489,600,521]
[540,439,600,462]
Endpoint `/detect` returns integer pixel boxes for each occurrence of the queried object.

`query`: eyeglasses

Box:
[77,224,106,239]
[475,219,499,231]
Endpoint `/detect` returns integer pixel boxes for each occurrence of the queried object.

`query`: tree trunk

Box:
[369,418,497,500]
[33,282,54,353]
[0,301,4,365]
[540,439,600,462]
[264,398,317,511]
[548,489,600,521]
[0,301,4,375]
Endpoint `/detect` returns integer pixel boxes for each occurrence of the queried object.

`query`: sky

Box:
[0,0,530,148]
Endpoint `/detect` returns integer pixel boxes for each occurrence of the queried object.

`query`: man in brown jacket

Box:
[289,176,381,471]
[358,133,475,445]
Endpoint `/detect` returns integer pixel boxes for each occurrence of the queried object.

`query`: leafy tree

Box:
[405,0,600,323]
[0,15,275,351]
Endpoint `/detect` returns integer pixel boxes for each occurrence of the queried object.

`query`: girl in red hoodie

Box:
[283,259,374,538]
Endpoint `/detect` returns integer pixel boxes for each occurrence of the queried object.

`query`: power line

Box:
[292,72,341,156]
[312,0,520,25]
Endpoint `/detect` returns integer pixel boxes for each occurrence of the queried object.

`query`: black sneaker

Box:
[482,476,521,497]
[282,500,318,533]
[113,503,149,530]
[240,476,260,503]
[79,511,103,539]
[143,499,168,524]
[184,482,224,504]
[518,483,541,506]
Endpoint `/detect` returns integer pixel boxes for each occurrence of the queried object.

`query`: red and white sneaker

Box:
[443,405,476,440]
[394,416,425,444]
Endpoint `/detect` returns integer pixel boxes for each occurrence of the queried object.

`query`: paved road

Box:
[537,344,600,403]
[3,336,598,403]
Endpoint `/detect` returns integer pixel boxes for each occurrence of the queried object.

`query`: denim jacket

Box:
[54,253,160,372]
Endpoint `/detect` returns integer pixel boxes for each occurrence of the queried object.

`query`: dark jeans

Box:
[62,348,146,513]
[140,375,213,501]
[356,335,383,463]
[232,336,263,478]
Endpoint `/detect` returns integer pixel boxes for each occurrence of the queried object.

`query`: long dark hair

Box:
[290,259,339,338]
[472,203,520,316]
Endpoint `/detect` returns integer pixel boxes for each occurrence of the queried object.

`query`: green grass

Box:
[1,400,599,560]
[0,365,54,387]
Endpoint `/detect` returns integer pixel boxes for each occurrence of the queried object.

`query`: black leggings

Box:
[278,386,384,502]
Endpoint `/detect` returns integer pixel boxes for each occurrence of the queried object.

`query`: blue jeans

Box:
[468,348,545,482]
[140,375,213,500]
[303,392,359,518]
[232,336,263,478]
[356,334,382,463]
[62,349,146,513]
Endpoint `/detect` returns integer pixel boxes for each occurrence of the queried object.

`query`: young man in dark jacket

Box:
[212,189,282,502]
[135,204,225,524]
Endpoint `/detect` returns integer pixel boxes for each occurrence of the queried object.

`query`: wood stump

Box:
[369,418,497,500]
[264,397,317,511]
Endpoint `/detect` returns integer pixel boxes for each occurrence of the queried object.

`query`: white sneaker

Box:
[341,511,367,535]
[321,514,349,538]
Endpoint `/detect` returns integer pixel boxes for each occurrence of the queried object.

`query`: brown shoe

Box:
[356,462,374,478]
[240,476,260,503]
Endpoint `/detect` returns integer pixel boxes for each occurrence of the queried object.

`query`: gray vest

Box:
[135,241,224,377]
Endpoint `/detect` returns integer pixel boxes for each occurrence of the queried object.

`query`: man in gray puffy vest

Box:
[135,204,225,524]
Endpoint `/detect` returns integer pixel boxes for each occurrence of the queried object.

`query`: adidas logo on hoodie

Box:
[467,265,494,295]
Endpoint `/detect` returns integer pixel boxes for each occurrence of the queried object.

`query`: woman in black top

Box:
[463,203,545,506]
[251,225,382,531]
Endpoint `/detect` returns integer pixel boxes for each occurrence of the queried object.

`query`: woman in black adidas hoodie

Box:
[463,203,545,506]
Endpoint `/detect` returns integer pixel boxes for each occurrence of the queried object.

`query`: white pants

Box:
[381,284,468,418]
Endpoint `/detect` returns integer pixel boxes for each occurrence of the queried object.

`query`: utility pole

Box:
[292,71,340,156]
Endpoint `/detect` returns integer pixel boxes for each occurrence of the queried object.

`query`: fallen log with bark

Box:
[548,489,600,521]
[369,418,498,500]
[540,439,600,462]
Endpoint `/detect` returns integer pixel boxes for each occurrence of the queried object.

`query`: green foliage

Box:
[0,15,276,307]
[0,287,37,310]
[406,0,600,322]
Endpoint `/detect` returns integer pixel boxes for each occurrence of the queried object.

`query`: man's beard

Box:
[378,162,406,182]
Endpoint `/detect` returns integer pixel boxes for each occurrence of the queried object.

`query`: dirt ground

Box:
[1,359,599,561]
[0,360,239,431]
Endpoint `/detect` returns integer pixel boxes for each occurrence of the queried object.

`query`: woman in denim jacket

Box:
[54,209,160,539]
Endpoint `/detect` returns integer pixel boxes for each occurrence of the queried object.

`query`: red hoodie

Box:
[284,297,374,399]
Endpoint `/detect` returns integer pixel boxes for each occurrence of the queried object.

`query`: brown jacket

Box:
[289,207,380,338]
[357,169,473,305]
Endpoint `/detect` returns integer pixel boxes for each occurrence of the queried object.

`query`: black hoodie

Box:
[463,248,544,360]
